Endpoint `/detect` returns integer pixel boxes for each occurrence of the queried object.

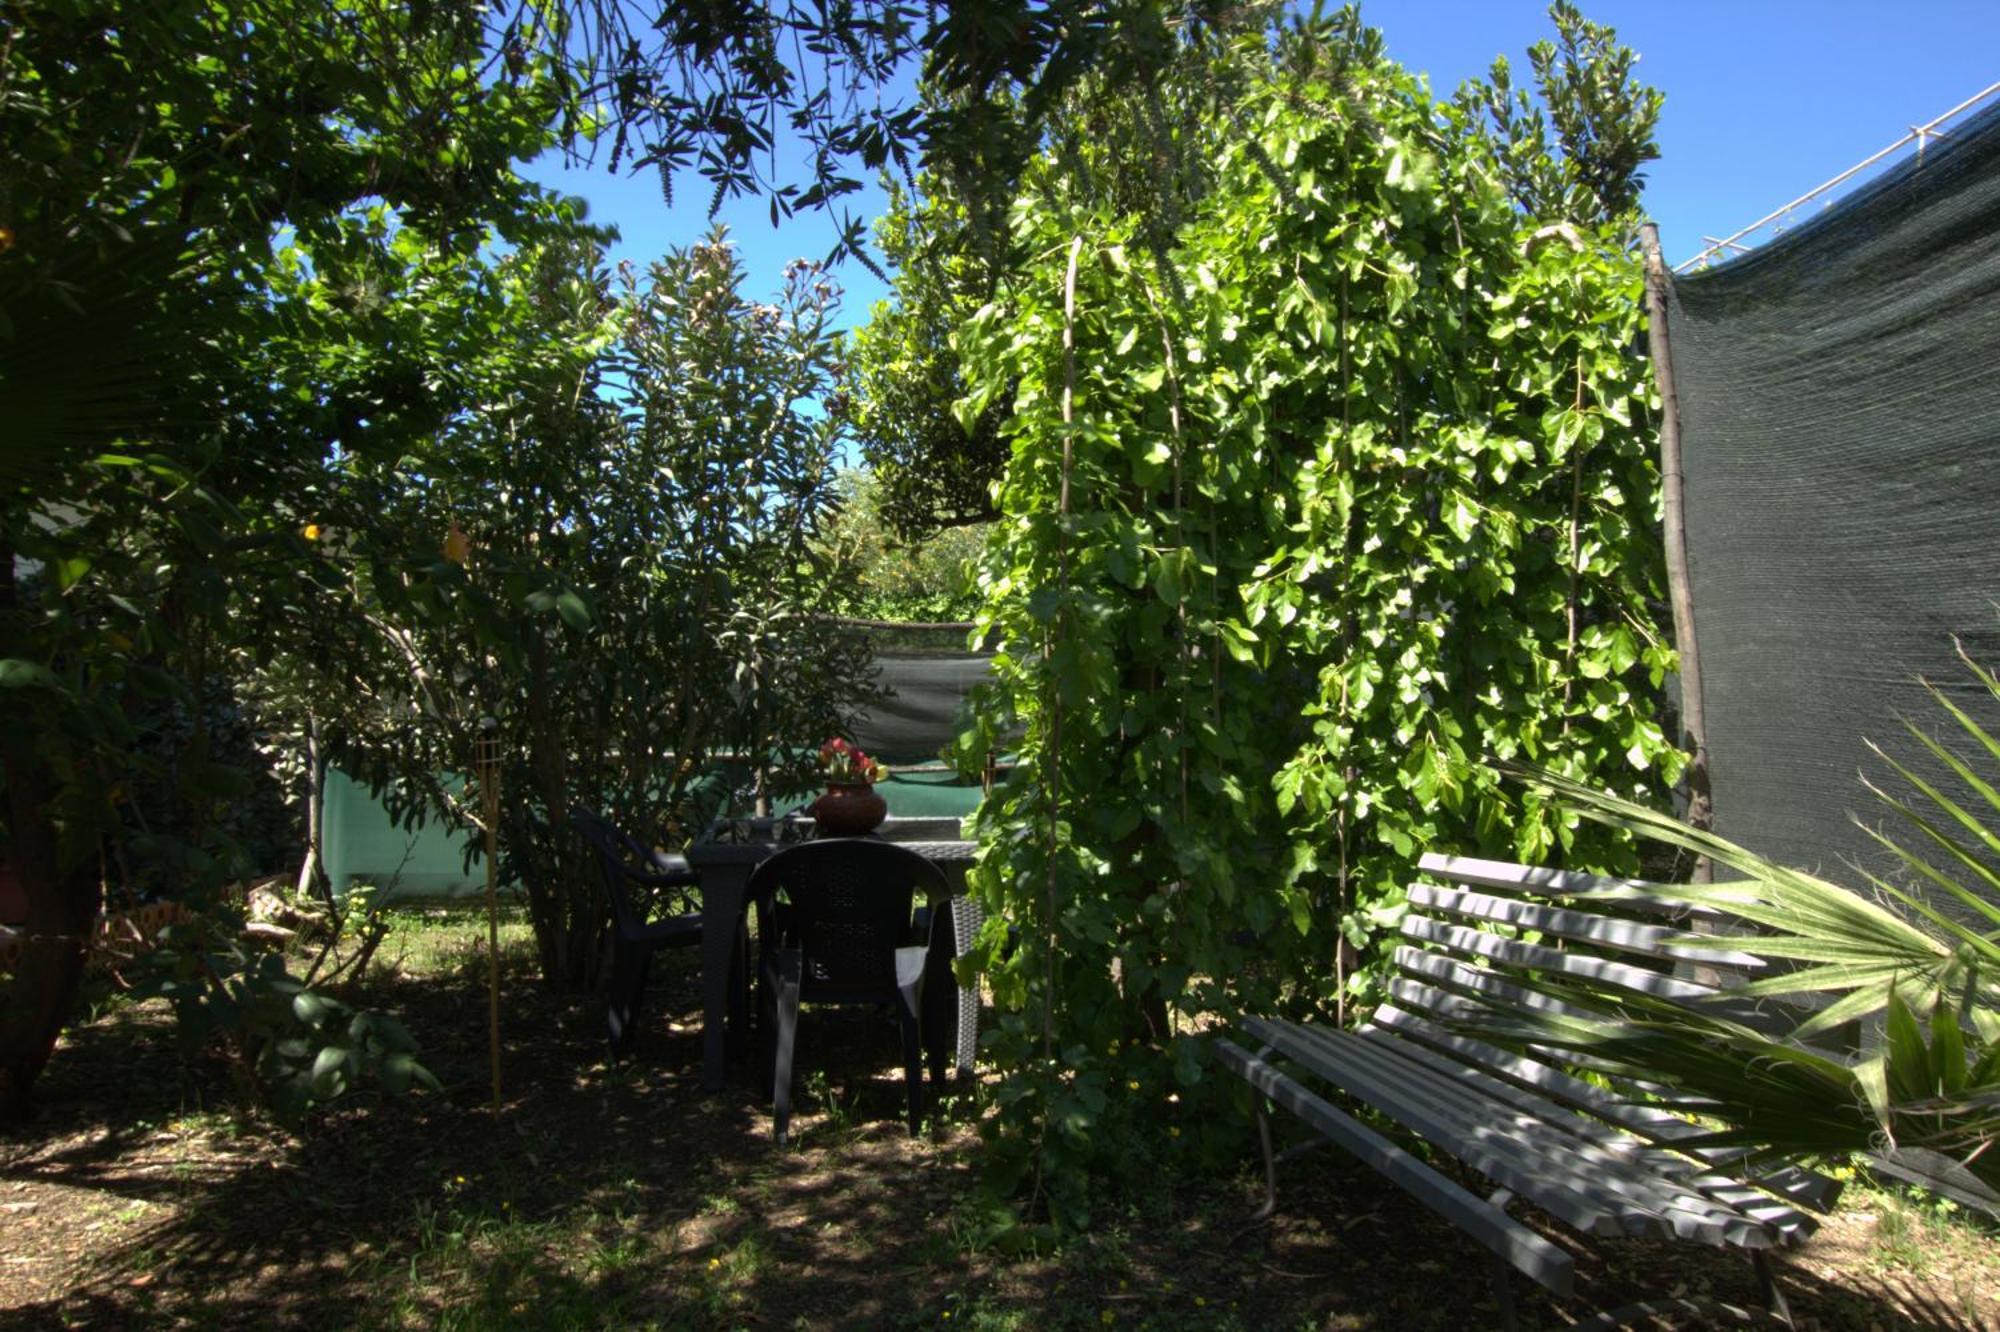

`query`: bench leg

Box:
[1489,1252,1519,1332]
[1254,1108,1279,1220]
[1487,1189,1519,1332]
[1248,1039,1289,1220]
[1250,1074,1336,1220]
[1752,1251,1793,1329]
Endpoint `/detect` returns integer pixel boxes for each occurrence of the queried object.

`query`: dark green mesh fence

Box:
[830,619,998,818]
[1664,99,2000,893]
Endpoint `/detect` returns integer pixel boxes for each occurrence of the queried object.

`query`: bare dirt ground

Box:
[3,915,1995,1331]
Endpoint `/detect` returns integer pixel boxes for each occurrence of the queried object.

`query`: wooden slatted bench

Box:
[1214,852,1844,1330]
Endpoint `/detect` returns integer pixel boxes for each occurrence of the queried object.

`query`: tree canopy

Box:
[846,0,1663,537]
[0,0,890,1113]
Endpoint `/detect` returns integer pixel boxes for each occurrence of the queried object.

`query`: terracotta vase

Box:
[812,781,887,836]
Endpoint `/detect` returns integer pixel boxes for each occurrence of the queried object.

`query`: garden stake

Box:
[1562,354,1589,726]
[1045,233,1083,1062]
[477,732,503,1113]
[1026,233,1083,1221]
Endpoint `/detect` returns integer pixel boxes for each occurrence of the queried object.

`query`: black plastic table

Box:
[685,816,980,1092]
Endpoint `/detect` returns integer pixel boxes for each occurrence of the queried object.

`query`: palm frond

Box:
[1858,761,2000,931]
[1499,762,1981,1017]
[1487,647,2000,1201]
[1467,983,2000,1194]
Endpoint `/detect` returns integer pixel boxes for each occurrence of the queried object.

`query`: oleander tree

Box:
[295,232,862,990]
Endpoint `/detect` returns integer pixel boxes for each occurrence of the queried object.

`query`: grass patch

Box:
[2,909,1995,1331]
[1853,1176,2000,1279]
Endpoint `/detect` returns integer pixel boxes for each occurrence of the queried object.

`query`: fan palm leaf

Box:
[1480,645,2000,1201]
[1473,985,2000,1191]
[1500,764,1997,1036]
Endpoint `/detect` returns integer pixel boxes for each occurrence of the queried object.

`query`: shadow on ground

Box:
[1,934,1988,1331]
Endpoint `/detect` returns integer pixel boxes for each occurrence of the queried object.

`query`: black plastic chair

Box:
[570,805,743,1055]
[748,838,949,1145]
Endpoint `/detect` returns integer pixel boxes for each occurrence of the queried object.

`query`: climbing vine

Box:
[951,14,1681,1222]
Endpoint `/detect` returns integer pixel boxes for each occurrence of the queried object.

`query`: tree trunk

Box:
[0,744,102,1121]
[517,629,606,993]
[1639,223,1714,881]
[0,534,103,1121]
[510,805,606,994]
[513,804,568,985]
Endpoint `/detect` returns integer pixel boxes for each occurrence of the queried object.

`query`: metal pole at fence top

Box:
[476,728,503,1114]
[1676,79,2000,273]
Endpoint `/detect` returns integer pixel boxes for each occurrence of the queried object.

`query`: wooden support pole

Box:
[1639,223,1714,881]
[294,713,328,905]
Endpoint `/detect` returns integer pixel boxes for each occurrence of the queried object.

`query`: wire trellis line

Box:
[1676,79,2000,273]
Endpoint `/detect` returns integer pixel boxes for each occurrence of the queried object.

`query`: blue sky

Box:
[529,2,2000,325]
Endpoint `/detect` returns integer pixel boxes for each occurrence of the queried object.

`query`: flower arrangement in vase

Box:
[810,738,889,835]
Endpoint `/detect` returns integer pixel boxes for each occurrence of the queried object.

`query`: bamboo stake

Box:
[294,712,329,905]
[1639,223,1714,882]
[477,730,504,1112]
[1045,234,1083,1060]
[1026,233,1085,1224]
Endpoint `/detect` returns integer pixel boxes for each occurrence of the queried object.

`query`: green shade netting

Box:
[1664,97,2000,897]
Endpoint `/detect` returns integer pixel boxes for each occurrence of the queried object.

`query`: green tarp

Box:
[321,769,494,901]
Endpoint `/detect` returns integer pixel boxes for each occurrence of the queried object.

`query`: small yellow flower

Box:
[1126,1080,1140,1092]
[707,1257,722,1271]
[1169,1127,1181,1137]
[302,523,321,541]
